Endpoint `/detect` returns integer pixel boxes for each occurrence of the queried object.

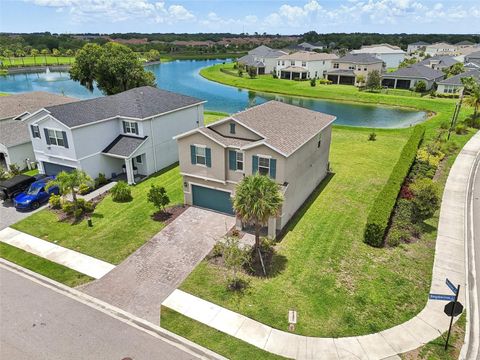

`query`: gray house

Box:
[436,69,480,95]
[382,64,444,90]
[419,55,459,70]
[0,92,77,171]
[23,87,205,184]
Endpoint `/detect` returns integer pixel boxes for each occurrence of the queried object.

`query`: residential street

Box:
[0,263,217,360]
[0,200,45,230]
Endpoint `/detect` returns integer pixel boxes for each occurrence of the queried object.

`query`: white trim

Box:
[174,129,227,149]
[13,111,31,121]
[181,172,226,185]
[77,151,102,161]
[21,108,51,122]
[33,151,79,163]
[193,143,207,148]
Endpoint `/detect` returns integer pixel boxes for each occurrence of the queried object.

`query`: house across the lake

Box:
[0,92,77,171]
[237,45,287,75]
[351,43,406,68]
[175,101,336,238]
[276,51,338,80]
[381,64,444,90]
[23,86,205,184]
[407,41,430,55]
[326,53,384,86]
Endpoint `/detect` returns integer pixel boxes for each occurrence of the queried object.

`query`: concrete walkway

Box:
[162,132,480,360]
[0,227,115,279]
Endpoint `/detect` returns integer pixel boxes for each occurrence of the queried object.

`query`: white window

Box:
[47,129,65,147]
[136,155,142,164]
[282,60,285,66]
[195,146,206,165]
[278,60,280,66]
[258,156,270,176]
[31,125,40,138]
[123,121,138,135]
[333,63,339,69]
[236,152,244,171]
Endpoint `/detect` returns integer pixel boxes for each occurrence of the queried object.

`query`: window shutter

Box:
[190,145,196,165]
[270,159,276,179]
[230,123,236,134]
[62,131,69,148]
[30,125,37,138]
[122,121,127,133]
[229,150,237,171]
[44,128,51,145]
[205,148,212,168]
[134,122,139,135]
[252,155,258,174]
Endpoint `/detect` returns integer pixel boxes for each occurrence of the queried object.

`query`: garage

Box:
[42,162,76,176]
[191,185,234,215]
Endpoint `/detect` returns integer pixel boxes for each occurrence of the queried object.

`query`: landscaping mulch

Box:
[151,204,187,225]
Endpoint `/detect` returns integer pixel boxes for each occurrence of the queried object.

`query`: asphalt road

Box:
[0,265,208,360]
[0,199,45,230]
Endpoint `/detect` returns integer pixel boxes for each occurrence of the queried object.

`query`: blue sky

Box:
[1,0,479,34]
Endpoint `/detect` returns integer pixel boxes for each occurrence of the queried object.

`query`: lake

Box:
[0,59,426,128]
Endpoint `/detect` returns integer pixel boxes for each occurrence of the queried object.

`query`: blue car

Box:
[14,176,59,211]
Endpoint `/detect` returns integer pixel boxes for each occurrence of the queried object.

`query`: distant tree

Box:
[15,48,26,66]
[30,49,39,65]
[443,62,464,78]
[40,48,49,64]
[3,49,13,65]
[52,48,61,64]
[70,42,156,95]
[365,70,381,90]
[399,58,417,68]
[147,49,160,62]
[65,49,74,57]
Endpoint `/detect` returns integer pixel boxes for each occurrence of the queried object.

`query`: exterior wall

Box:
[4,142,35,170]
[275,59,335,79]
[384,76,442,90]
[425,45,458,57]
[436,84,463,95]
[333,61,384,85]
[263,57,279,74]
[373,53,405,68]
[79,153,123,179]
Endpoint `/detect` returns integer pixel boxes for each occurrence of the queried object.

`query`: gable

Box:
[209,119,263,141]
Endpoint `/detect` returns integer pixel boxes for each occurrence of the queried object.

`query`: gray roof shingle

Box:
[437,69,480,86]
[45,86,204,128]
[238,54,265,67]
[102,135,148,157]
[419,55,459,68]
[336,53,383,64]
[382,64,444,80]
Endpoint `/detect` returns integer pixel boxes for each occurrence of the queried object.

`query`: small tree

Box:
[15,49,26,66]
[248,66,257,78]
[238,69,243,77]
[147,49,160,62]
[52,48,61,64]
[41,49,50,64]
[3,49,13,65]
[30,49,39,65]
[46,169,92,212]
[410,178,440,221]
[365,70,381,90]
[147,185,170,213]
[414,80,427,93]
[310,77,316,87]
[356,74,365,87]
[222,236,249,290]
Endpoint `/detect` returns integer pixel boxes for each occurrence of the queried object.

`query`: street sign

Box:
[445,278,458,294]
[429,293,456,301]
[444,301,463,317]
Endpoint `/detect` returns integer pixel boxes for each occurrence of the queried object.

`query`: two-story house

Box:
[275,51,338,80]
[238,45,287,75]
[351,44,406,68]
[175,101,336,238]
[326,53,384,86]
[23,86,205,184]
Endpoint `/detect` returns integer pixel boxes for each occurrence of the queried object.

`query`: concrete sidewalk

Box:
[0,227,115,279]
[162,131,480,359]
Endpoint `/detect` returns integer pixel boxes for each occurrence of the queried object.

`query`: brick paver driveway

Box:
[82,206,235,323]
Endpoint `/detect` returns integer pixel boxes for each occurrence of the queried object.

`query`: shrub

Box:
[386,228,410,247]
[464,114,480,129]
[272,71,278,79]
[414,81,427,93]
[310,78,316,87]
[8,164,21,175]
[83,200,95,213]
[61,201,75,214]
[238,69,243,77]
[368,132,377,141]
[317,78,332,85]
[248,67,257,78]
[147,185,170,213]
[364,125,425,247]
[49,194,62,209]
[439,121,449,129]
[0,167,10,181]
[73,208,83,219]
[111,181,132,202]
[211,242,224,258]
[455,124,467,134]
[410,178,440,221]
[78,183,91,195]
[95,173,108,188]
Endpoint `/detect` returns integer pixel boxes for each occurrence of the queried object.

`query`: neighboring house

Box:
[326,53,384,86]
[419,55,460,70]
[23,86,205,184]
[381,64,444,90]
[436,69,480,95]
[455,40,475,48]
[275,51,338,80]
[351,44,406,68]
[174,101,336,238]
[407,41,430,54]
[238,45,287,75]
[425,42,458,56]
[0,92,77,171]
[465,50,480,68]
[297,42,325,51]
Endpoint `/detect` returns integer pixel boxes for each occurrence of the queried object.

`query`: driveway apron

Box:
[81,206,235,324]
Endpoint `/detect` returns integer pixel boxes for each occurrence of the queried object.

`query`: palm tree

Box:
[30,49,39,65]
[233,173,283,250]
[462,77,480,117]
[3,49,13,65]
[15,48,26,66]
[40,49,49,65]
[46,169,92,211]
[52,48,60,64]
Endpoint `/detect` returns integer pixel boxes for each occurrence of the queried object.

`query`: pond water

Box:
[0,59,426,128]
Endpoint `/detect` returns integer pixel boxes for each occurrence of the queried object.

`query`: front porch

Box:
[326,70,356,85]
[280,66,308,80]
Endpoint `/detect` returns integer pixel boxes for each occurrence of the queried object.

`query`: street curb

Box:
[0,258,227,360]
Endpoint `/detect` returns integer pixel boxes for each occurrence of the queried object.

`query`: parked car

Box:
[14,176,59,210]
[0,174,46,202]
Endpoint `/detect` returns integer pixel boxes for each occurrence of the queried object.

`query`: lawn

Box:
[0,56,75,68]
[12,164,183,264]
[204,110,228,125]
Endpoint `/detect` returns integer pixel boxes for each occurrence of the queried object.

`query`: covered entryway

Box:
[192,185,234,215]
[42,162,75,176]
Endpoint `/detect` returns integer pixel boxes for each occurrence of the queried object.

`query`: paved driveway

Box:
[82,206,235,324]
[0,200,45,230]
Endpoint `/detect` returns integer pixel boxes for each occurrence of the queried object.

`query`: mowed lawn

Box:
[178,126,436,337]
[12,165,183,265]
[0,56,75,67]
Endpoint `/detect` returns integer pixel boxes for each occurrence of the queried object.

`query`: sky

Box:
[1,0,479,35]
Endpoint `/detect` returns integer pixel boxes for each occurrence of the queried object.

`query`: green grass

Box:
[0,242,92,287]
[204,110,228,125]
[161,308,287,360]
[22,168,39,176]
[0,56,75,68]
[12,164,183,264]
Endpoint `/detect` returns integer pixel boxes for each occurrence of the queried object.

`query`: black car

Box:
[0,174,46,202]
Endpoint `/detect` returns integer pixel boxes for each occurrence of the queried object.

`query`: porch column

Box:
[394,79,398,89]
[337,76,340,84]
[125,158,135,185]
[267,217,277,239]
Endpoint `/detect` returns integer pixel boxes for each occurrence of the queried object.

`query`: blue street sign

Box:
[445,278,458,294]
[429,293,456,301]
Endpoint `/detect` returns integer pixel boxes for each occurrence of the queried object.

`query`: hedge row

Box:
[364,125,425,247]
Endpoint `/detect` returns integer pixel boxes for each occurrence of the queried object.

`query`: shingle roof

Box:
[352,44,405,54]
[0,120,31,147]
[467,51,480,60]
[248,45,273,56]
[232,101,335,156]
[45,86,204,128]
[0,92,77,121]
[456,41,475,46]
[199,128,254,148]
[437,69,480,86]
[336,53,383,64]
[102,135,148,157]
[278,51,338,61]
[382,64,444,80]
[281,66,308,72]
[238,54,265,67]
[419,55,459,68]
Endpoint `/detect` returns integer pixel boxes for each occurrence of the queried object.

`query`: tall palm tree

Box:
[30,49,39,65]
[15,48,26,66]
[233,173,283,250]
[40,49,49,65]
[52,48,60,64]
[462,77,480,117]
[3,49,13,65]
[46,169,92,211]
